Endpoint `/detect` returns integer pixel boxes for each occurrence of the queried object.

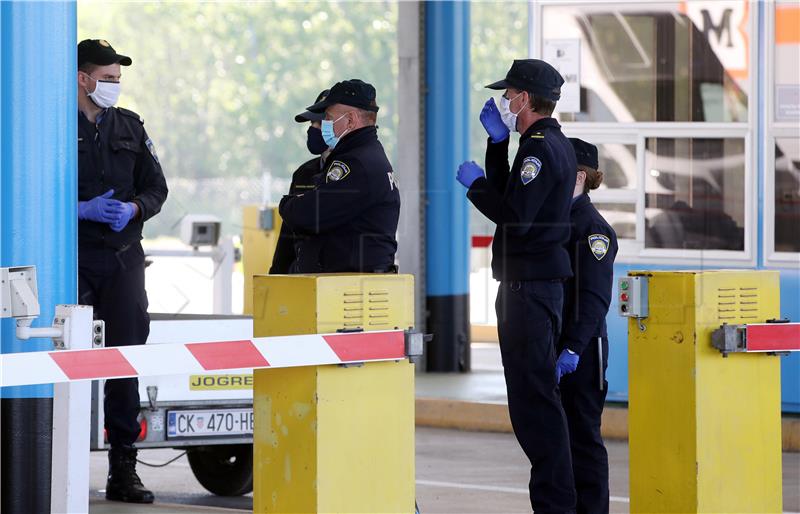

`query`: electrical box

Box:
[180,214,221,248]
[618,275,648,318]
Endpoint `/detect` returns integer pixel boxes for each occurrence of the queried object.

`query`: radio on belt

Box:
[618,276,648,318]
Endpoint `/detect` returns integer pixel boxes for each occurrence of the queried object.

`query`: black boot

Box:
[106,446,154,504]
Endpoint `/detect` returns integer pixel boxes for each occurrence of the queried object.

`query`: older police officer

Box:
[558,139,618,514]
[279,79,400,273]
[77,39,168,504]
[457,59,577,513]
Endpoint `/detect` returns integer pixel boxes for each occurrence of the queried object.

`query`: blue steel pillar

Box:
[1,2,77,512]
[424,2,471,372]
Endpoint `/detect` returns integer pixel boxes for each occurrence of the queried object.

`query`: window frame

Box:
[764,0,800,267]
[531,0,758,267]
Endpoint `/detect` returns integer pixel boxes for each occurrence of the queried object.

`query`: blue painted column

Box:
[1,2,77,511]
[424,1,471,372]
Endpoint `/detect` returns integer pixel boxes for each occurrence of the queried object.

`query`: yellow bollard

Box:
[628,270,782,513]
[252,274,416,513]
[242,205,282,315]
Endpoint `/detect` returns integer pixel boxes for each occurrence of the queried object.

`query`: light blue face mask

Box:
[321,113,349,149]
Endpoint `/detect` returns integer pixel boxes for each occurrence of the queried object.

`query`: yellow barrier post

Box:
[628,270,783,513]
[252,274,416,513]
[242,205,281,315]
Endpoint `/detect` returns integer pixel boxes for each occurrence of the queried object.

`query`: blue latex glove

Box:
[556,349,580,383]
[480,97,510,143]
[456,161,485,189]
[110,202,137,232]
[78,189,124,224]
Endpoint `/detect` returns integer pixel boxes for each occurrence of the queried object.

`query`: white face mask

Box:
[84,73,121,109]
[499,92,524,133]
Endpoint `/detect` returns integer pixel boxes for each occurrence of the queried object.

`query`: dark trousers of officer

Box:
[496,280,576,514]
[559,337,610,514]
[79,242,149,448]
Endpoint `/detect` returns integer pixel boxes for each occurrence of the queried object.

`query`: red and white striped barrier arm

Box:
[711,322,800,355]
[0,330,411,387]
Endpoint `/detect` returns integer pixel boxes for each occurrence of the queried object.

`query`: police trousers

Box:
[559,336,610,514]
[79,242,149,448]
[496,280,576,514]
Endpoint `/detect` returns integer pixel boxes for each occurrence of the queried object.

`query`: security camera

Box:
[180,215,222,248]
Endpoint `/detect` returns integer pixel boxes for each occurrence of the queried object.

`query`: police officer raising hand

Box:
[279,79,400,273]
[77,39,168,505]
[458,59,578,514]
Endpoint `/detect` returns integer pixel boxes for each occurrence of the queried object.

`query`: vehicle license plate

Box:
[167,408,253,438]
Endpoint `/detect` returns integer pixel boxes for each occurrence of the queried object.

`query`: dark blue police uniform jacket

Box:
[467,117,576,281]
[561,193,618,354]
[278,126,400,273]
[78,107,168,251]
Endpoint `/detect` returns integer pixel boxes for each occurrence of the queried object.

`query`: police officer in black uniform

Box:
[457,59,578,513]
[77,39,168,504]
[279,79,400,273]
[557,139,618,514]
[270,89,331,274]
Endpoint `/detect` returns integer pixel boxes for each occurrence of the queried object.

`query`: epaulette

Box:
[116,107,144,124]
[530,132,545,140]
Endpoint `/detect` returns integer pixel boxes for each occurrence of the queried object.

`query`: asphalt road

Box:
[89,426,800,513]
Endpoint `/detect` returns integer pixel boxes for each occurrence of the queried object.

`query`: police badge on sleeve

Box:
[588,234,610,260]
[145,138,160,164]
[326,160,351,183]
[520,156,542,185]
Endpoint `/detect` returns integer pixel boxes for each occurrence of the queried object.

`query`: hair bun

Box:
[588,170,604,190]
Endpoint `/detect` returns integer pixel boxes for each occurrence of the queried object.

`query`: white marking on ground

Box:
[416,479,630,503]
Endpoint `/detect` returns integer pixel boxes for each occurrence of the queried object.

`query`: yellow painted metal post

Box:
[242,205,282,315]
[628,270,783,513]
[252,274,416,513]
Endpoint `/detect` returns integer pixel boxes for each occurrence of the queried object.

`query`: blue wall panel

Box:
[0,0,77,399]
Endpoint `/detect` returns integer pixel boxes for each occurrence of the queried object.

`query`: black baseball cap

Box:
[78,39,132,67]
[295,89,331,123]
[486,59,564,102]
[569,138,599,170]
[306,79,379,113]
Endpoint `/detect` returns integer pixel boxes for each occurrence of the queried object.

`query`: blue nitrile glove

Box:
[456,161,485,189]
[110,202,137,232]
[556,349,580,383]
[480,97,510,143]
[78,189,124,224]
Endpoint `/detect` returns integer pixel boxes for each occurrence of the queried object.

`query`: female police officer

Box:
[556,138,618,514]
[456,59,578,513]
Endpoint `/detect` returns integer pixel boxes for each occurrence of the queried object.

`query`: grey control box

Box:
[618,276,648,318]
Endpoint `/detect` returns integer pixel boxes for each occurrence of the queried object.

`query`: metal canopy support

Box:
[0,2,77,513]
[397,1,425,335]
[423,1,471,372]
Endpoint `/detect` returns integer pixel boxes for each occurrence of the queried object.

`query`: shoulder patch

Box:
[116,107,144,124]
[145,138,160,164]
[530,132,545,139]
[588,234,610,261]
[325,160,351,183]
[520,156,542,185]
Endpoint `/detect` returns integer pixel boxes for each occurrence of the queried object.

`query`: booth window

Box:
[644,137,745,251]
[541,3,750,123]
[774,142,800,253]
[770,3,800,256]
[590,143,637,241]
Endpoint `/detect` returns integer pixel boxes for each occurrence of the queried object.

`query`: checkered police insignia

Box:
[326,161,351,183]
[145,138,159,164]
[588,234,610,261]
[520,156,542,185]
